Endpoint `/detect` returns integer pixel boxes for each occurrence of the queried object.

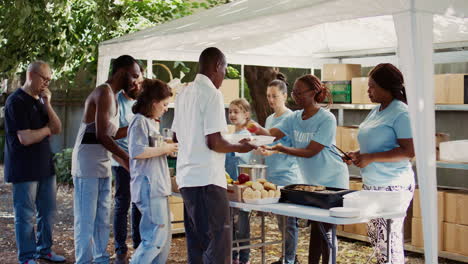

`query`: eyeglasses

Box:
[291,89,313,98]
[34,71,52,84]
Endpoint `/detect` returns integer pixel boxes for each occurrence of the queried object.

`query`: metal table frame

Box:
[170,193,404,264]
[228,201,404,264]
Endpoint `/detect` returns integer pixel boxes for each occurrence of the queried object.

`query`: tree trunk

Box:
[244,66,278,126]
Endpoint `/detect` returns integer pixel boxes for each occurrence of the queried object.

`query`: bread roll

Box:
[252,182,264,191]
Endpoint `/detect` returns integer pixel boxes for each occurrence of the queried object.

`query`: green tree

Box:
[0,0,225,89]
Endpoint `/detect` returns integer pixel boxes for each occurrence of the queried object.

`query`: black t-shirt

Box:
[4,88,54,183]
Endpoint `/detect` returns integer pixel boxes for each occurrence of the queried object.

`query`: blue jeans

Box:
[232,210,250,262]
[112,166,141,254]
[130,177,171,264]
[73,177,111,264]
[277,216,299,264]
[12,176,57,264]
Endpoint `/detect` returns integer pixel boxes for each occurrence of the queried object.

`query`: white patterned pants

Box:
[363,184,414,264]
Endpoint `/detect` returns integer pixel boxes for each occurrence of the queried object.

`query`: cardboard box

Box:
[226,184,247,202]
[444,190,468,225]
[171,176,179,193]
[323,64,361,81]
[343,223,367,236]
[337,126,359,152]
[170,202,184,230]
[444,222,468,256]
[412,217,444,251]
[351,77,374,104]
[219,79,240,104]
[413,189,445,221]
[169,195,183,204]
[349,180,363,191]
[434,74,468,104]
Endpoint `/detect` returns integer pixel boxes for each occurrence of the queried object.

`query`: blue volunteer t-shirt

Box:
[265,110,303,186]
[225,129,252,180]
[358,99,414,187]
[112,91,135,166]
[275,108,349,189]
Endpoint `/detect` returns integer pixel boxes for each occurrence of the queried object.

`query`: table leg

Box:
[230,207,234,264]
[331,224,337,264]
[386,219,392,264]
[282,215,286,261]
[318,223,337,264]
[261,212,266,264]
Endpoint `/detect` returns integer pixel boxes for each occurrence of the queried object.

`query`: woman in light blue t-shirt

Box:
[263,74,302,264]
[253,74,349,264]
[346,63,415,264]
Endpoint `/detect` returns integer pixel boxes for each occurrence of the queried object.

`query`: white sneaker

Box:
[23,260,37,264]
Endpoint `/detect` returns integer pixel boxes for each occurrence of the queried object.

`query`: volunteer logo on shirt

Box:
[294,131,315,143]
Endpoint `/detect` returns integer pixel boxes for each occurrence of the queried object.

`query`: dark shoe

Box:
[37,251,66,263]
[271,258,283,264]
[271,256,300,264]
[115,253,128,264]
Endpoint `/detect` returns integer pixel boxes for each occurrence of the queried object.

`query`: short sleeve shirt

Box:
[128,114,171,202]
[4,88,54,183]
[171,74,228,189]
[264,110,303,186]
[357,99,414,187]
[225,129,252,180]
[274,108,349,188]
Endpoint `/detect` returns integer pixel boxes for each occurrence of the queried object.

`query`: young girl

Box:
[264,74,302,264]
[226,98,252,264]
[253,74,349,264]
[128,79,178,264]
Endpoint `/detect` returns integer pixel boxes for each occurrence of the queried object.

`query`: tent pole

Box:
[241,64,245,98]
[147,59,153,78]
[394,10,438,264]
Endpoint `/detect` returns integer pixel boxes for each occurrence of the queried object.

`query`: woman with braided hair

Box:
[345,63,415,263]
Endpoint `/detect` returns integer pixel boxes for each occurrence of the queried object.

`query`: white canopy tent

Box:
[98,1,468,262]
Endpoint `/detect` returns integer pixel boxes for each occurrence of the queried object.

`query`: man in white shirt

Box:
[172,47,256,264]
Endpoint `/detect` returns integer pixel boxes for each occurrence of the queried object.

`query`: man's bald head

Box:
[199,47,226,72]
[23,61,52,96]
[198,47,227,89]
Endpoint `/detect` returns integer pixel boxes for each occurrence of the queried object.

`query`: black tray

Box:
[280,184,355,209]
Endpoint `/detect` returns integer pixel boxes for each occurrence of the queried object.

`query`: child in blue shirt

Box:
[346,63,415,264]
[225,98,253,264]
[253,74,349,264]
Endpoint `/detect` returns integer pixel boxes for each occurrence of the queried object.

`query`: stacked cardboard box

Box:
[169,195,184,230]
[322,64,361,82]
[336,126,359,152]
[434,74,468,104]
[411,189,445,251]
[351,77,375,104]
[226,184,247,202]
[443,190,468,256]
[170,79,240,104]
[219,79,240,104]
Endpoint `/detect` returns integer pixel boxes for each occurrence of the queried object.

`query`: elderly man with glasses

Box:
[4,61,64,264]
